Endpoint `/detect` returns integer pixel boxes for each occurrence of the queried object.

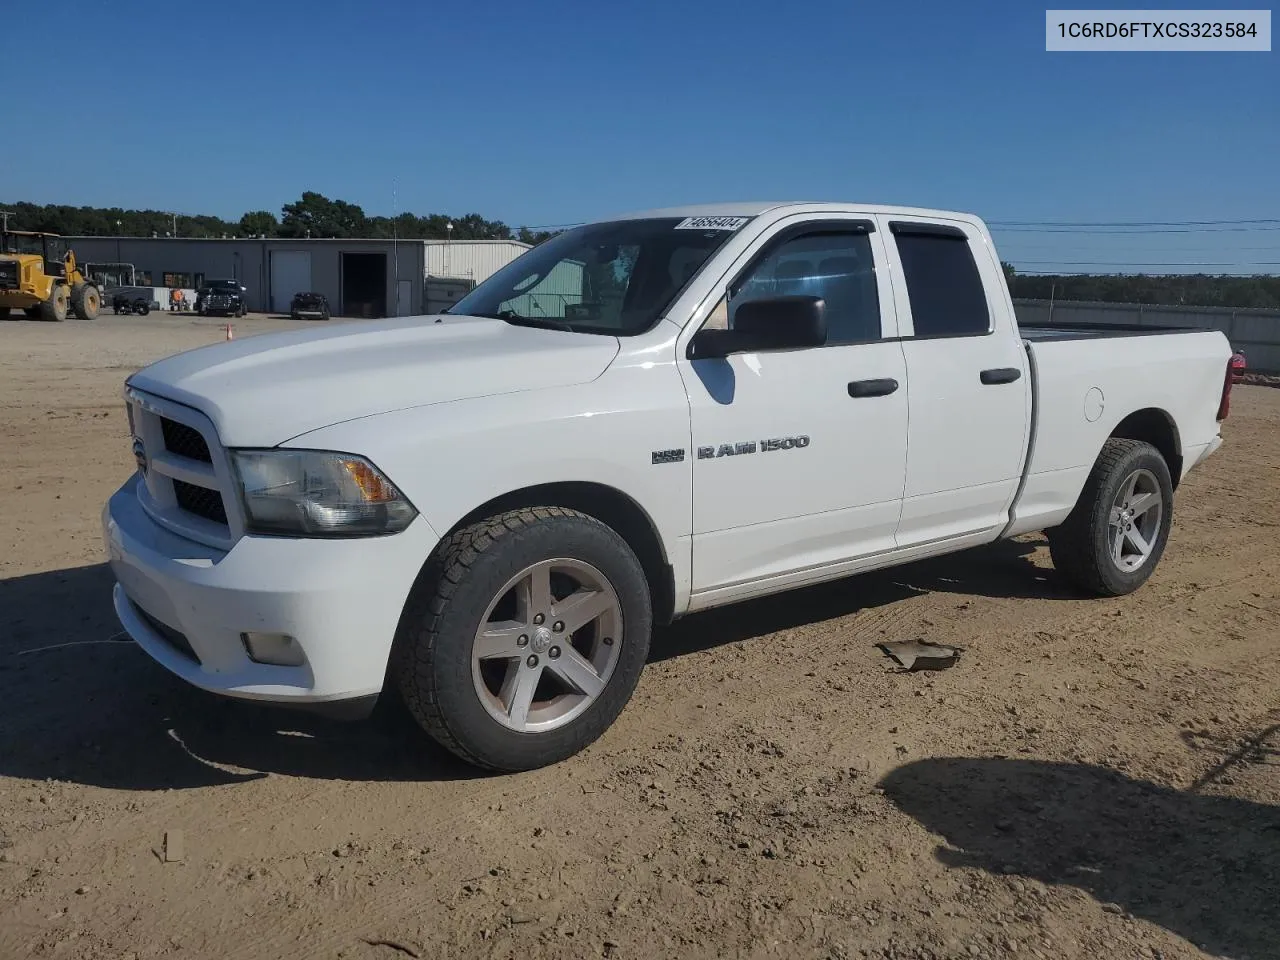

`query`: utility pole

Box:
[0,210,14,232]
[392,178,400,317]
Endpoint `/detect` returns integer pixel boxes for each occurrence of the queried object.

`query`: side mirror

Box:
[687,296,827,359]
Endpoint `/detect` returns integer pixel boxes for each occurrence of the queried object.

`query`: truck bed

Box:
[1020,321,1211,342]
[1007,324,1231,539]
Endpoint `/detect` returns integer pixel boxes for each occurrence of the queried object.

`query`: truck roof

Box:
[608,201,984,224]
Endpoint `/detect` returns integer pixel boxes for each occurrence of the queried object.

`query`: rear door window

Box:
[891,225,990,337]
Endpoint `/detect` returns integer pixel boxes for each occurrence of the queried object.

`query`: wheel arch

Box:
[439,481,676,626]
[1108,408,1182,487]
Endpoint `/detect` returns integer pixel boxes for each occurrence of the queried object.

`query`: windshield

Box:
[2,233,47,256]
[208,279,240,291]
[450,217,749,335]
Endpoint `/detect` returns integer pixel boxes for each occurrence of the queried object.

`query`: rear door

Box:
[880,218,1031,546]
[678,216,909,602]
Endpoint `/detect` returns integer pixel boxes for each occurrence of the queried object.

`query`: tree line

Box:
[1002,264,1280,309]
[0,192,557,245]
[4,197,1278,308]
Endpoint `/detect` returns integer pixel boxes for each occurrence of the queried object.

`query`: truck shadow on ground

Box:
[0,563,475,790]
[0,538,1070,791]
[881,756,1280,960]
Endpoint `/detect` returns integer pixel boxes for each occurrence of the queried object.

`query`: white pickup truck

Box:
[104,202,1235,771]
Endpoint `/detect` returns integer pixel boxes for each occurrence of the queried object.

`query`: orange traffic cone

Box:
[225,323,234,341]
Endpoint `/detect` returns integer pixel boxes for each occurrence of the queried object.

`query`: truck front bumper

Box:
[103,476,438,709]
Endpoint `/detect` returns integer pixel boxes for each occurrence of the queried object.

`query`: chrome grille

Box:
[126,387,240,549]
[173,479,228,524]
[160,417,212,462]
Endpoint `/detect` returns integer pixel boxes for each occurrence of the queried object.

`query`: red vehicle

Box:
[1230,349,1247,383]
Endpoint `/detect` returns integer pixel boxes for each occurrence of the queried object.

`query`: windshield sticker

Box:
[674,216,751,231]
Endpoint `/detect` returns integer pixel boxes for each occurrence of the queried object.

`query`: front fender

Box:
[285,365,694,605]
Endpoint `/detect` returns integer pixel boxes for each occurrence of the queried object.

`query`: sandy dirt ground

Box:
[0,314,1277,960]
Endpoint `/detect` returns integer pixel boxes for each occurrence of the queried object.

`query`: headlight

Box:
[230,450,417,537]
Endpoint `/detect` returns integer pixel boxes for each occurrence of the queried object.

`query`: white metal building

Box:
[425,239,532,284]
[65,236,535,318]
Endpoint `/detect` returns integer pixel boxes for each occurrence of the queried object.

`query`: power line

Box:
[515,221,584,232]
[1000,244,1280,253]
[1012,267,1278,275]
[989,217,1280,227]
[993,225,1280,235]
[1015,259,1280,267]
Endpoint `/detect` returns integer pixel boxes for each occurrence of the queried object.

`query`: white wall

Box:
[424,240,531,283]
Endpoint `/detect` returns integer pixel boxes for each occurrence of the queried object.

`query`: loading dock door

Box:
[270,250,312,313]
[341,252,387,318]
[425,278,473,315]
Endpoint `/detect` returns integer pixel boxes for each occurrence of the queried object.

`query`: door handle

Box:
[847,378,900,398]
[980,367,1022,385]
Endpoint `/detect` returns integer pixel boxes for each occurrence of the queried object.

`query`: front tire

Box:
[393,507,652,772]
[39,285,69,322]
[1048,438,1174,596]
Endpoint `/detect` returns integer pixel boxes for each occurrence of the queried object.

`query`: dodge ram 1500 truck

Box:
[103,202,1235,772]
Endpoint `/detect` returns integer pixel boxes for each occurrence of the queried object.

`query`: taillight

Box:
[1217,358,1233,421]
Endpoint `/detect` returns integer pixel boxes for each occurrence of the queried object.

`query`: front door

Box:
[678,217,910,603]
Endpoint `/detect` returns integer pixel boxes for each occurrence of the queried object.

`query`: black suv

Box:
[289,291,331,321]
[196,279,247,317]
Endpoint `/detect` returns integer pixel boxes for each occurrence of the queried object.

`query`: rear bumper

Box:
[103,476,438,705]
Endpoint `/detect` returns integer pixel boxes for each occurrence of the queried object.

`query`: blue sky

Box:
[2,0,1277,272]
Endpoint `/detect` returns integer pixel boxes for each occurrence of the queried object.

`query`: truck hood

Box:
[127,314,621,446]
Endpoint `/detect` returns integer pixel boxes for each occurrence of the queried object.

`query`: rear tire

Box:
[393,507,652,772]
[39,286,69,322]
[71,283,101,321]
[1048,438,1174,597]
[136,301,150,316]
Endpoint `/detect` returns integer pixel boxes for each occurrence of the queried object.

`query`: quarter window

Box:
[893,228,990,337]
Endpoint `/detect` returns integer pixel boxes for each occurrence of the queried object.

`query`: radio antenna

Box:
[392,178,400,317]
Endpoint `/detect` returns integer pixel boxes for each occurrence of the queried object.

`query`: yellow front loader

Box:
[0,229,101,321]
